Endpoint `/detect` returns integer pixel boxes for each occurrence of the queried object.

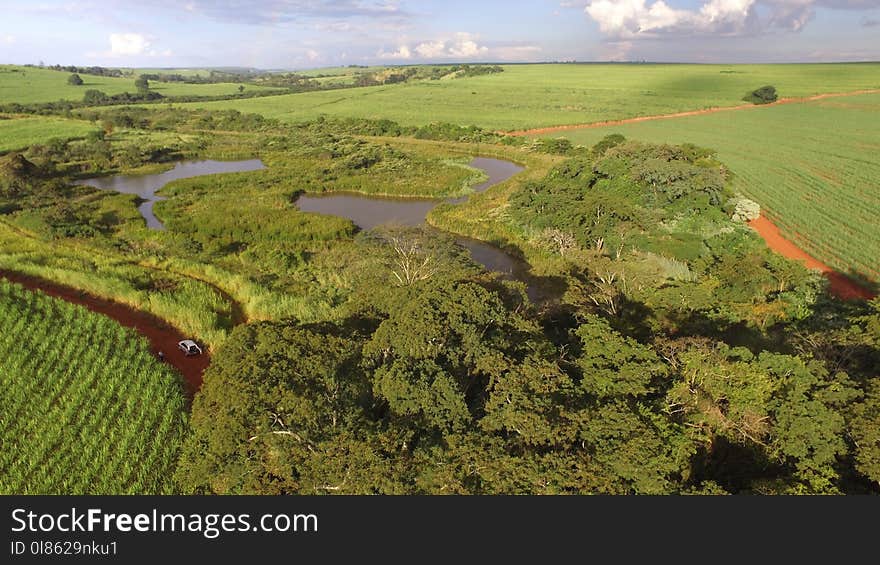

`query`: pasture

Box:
[170,63,880,130]
[542,92,880,280]
[0,279,187,494]
[0,115,98,153]
[0,65,281,105]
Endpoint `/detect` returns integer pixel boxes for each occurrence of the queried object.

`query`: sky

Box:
[0,1,878,68]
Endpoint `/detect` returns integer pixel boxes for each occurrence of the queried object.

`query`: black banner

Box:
[1,496,874,563]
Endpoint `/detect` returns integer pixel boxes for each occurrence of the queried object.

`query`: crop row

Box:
[0,280,187,494]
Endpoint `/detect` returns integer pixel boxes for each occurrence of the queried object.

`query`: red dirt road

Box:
[748,216,875,301]
[0,271,208,397]
[506,89,880,137]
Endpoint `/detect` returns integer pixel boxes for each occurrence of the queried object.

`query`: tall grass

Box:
[0,221,233,347]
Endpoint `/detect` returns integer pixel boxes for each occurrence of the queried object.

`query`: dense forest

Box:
[2,106,878,494]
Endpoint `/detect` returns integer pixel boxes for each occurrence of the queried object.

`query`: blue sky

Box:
[0,1,878,68]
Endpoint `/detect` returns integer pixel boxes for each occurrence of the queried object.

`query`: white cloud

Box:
[3,35,15,45]
[447,33,489,57]
[109,33,151,56]
[306,49,320,61]
[410,33,489,59]
[378,45,412,59]
[584,0,755,37]
[764,0,817,30]
[414,40,447,58]
[582,0,880,37]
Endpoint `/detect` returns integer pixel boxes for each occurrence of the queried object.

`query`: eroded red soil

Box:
[748,216,875,301]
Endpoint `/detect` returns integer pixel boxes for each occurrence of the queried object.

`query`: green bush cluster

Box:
[743,85,779,105]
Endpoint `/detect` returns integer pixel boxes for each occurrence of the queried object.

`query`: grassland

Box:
[0,279,187,494]
[0,65,281,104]
[168,63,880,130]
[0,115,98,152]
[540,93,880,280]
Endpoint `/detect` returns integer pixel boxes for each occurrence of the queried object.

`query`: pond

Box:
[296,157,532,280]
[77,156,543,297]
[75,159,266,230]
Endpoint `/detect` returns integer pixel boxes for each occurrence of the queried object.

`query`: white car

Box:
[178,340,203,357]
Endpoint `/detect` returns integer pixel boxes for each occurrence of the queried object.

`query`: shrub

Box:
[743,85,778,105]
[730,197,761,222]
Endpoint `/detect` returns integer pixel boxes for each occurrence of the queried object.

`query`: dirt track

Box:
[0,271,209,397]
[748,216,875,301]
[505,89,880,137]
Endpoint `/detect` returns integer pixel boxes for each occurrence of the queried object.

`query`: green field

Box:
[0,65,281,104]
[541,93,880,280]
[0,115,98,152]
[168,63,880,130]
[0,280,187,494]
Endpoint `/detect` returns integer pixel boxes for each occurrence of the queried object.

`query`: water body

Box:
[297,157,530,280]
[79,156,542,296]
[75,159,266,230]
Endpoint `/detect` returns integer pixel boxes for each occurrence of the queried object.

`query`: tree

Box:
[362,279,545,437]
[83,89,108,104]
[67,73,83,86]
[238,85,245,94]
[366,226,469,288]
[664,342,853,493]
[578,402,696,494]
[481,356,581,449]
[175,322,370,494]
[0,153,37,197]
[850,384,880,487]
[743,85,778,105]
[591,133,626,157]
[540,228,578,256]
[134,75,150,93]
[575,314,666,399]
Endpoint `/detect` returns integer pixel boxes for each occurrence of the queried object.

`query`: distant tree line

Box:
[0,87,285,115]
[355,65,505,87]
[138,69,261,84]
[39,64,125,78]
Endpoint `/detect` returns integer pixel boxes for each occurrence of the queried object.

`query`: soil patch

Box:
[748,215,875,301]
